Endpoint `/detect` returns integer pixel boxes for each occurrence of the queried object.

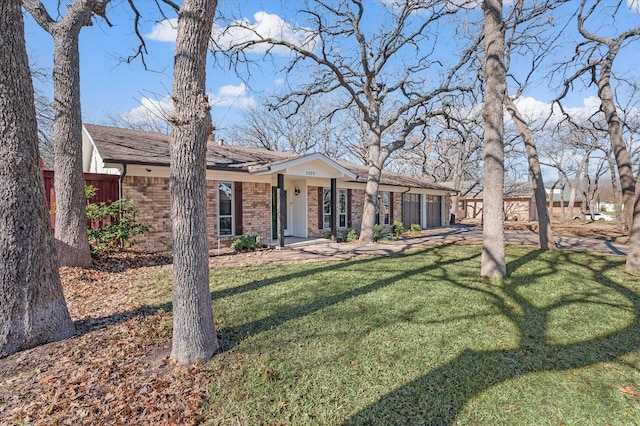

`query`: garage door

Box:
[402,193,421,229]
[425,195,442,228]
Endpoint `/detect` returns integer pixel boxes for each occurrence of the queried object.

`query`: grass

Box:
[135,244,640,425]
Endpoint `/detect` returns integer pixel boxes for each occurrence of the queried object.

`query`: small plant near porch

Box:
[230,235,263,251]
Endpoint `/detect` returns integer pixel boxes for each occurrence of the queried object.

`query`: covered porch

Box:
[249,153,357,248]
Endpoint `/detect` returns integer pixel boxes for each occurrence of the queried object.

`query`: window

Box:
[323,188,331,229]
[218,182,233,236]
[338,189,347,228]
[323,188,348,229]
[382,191,391,225]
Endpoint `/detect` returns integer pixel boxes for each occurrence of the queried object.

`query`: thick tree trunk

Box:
[52,28,92,268]
[504,96,556,250]
[359,137,385,244]
[0,0,75,358]
[598,63,635,232]
[481,0,506,278]
[169,0,219,364]
[22,0,101,268]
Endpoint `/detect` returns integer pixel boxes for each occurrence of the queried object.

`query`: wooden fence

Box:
[43,170,120,230]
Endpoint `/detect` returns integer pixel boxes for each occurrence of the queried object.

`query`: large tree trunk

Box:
[359,137,385,244]
[52,25,92,268]
[22,0,101,268]
[0,0,75,358]
[504,95,556,250]
[169,0,219,364]
[481,0,506,278]
[598,61,635,232]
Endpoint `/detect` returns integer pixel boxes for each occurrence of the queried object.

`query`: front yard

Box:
[2,244,639,424]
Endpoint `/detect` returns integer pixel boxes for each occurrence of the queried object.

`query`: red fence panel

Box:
[43,170,120,231]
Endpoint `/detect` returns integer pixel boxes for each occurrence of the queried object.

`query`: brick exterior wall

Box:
[123,176,173,251]
[240,181,271,239]
[123,176,272,252]
[307,186,322,238]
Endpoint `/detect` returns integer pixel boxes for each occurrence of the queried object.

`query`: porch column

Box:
[331,178,337,242]
[278,173,285,248]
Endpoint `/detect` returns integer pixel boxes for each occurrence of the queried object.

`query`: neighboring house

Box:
[456,180,586,222]
[456,181,536,222]
[545,186,585,217]
[82,124,453,251]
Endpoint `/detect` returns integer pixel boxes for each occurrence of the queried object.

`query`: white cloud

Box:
[511,96,603,125]
[213,12,317,55]
[146,12,317,55]
[145,18,178,42]
[210,83,256,109]
[274,78,285,86]
[120,83,256,127]
[124,96,173,125]
[628,0,640,13]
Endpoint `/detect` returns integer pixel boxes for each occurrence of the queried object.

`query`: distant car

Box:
[572,213,615,222]
[587,213,615,222]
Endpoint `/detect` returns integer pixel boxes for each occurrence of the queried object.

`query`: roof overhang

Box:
[248,152,358,180]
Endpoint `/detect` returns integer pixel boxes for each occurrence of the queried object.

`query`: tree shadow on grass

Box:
[215,243,476,352]
[343,250,639,425]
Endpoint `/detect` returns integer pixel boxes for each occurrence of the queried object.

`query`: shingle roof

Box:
[84,124,452,192]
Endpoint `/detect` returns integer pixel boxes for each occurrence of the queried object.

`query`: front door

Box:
[271,187,289,239]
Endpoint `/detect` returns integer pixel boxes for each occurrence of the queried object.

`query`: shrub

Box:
[86,198,151,253]
[410,223,422,233]
[342,228,358,242]
[391,221,404,238]
[373,224,383,241]
[230,235,263,251]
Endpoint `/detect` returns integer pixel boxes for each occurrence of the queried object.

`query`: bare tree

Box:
[229,97,353,160]
[109,110,172,135]
[481,0,507,278]
[1,0,75,358]
[31,66,55,168]
[217,0,479,242]
[553,0,640,270]
[23,0,113,268]
[501,0,571,250]
[169,0,219,364]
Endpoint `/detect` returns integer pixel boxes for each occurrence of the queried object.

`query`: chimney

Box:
[217,138,224,146]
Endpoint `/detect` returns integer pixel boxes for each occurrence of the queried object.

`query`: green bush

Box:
[230,235,263,251]
[86,198,151,253]
[342,228,358,242]
[373,224,383,241]
[391,221,404,238]
[410,224,422,233]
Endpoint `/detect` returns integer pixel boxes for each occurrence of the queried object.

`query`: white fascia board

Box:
[251,153,358,180]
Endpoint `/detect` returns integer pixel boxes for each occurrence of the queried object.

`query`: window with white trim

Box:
[338,189,347,227]
[382,191,391,225]
[218,182,233,236]
[323,188,348,229]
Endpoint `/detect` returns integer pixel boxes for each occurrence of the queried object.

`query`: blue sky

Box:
[23,0,640,142]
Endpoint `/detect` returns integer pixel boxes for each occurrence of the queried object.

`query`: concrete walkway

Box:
[286,226,628,259]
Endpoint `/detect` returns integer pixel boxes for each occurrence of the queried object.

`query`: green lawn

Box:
[137,244,640,425]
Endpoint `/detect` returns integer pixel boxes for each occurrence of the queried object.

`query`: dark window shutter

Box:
[389,192,394,223]
[234,182,243,235]
[318,187,323,229]
[347,189,352,227]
